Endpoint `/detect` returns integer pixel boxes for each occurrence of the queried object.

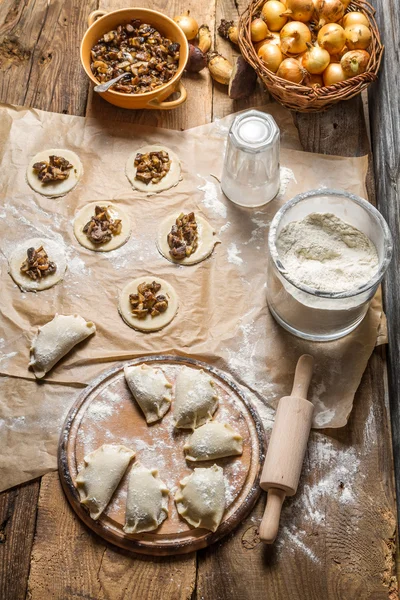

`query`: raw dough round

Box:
[73,202,131,252]
[156,213,217,265]
[8,237,67,292]
[125,145,181,193]
[119,277,179,332]
[26,149,83,198]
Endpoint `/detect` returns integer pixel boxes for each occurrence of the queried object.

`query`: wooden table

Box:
[0,0,398,598]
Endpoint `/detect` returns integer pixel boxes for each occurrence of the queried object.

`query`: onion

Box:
[341,49,370,77]
[258,43,283,72]
[342,12,370,29]
[276,57,305,82]
[340,0,351,8]
[280,21,311,54]
[173,11,199,40]
[261,1,288,31]
[281,0,315,23]
[314,0,345,28]
[322,62,347,84]
[329,45,348,62]
[251,17,270,42]
[317,23,346,55]
[301,43,330,74]
[345,24,372,50]
[255,32,281,52]
[305,73,323,88]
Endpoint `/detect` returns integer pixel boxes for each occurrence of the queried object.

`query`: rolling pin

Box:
[259,354,314,543]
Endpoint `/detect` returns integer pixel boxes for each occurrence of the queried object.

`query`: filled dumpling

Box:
[175,464,225,531]
[184,422,243,462]
[173,367,219,430]
[124,363,172,423]
[76,444,135,520]
[124,463,169,534]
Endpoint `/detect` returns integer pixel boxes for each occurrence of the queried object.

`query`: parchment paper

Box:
[0,103,383,491]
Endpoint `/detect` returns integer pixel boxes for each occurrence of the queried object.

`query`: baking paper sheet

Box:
[0,103,383,491]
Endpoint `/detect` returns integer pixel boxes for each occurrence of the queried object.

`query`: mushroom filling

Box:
[90,20,180,94]
[82,205,122,245]
[134,150,171,185]
[20,246,57,281]
[129,281,169,319]
[167,212,198,260]
[32,155,73,184]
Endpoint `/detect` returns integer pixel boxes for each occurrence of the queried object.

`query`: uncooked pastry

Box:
[29,314,96,378]
[156,213,217,265]
[8,237,67,292]
[124,463,169,534]
[173,367,219,430]
[175,464,225,531]
[118,277,179,332]
[125,144,181,193]
[26,148,83,197]
[124,363,172,423]
[184,422,243,462]
[76,444,135,520]
[73,201,131,252]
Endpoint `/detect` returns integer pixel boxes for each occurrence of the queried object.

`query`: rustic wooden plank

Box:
[0,480,40,600]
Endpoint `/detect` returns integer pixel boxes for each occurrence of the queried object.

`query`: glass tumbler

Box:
[221,109,280,208]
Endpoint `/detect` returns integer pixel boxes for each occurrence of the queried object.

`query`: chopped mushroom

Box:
[32,155,73,184]
[129,281,169,319]
[134,150,171,185]
[82,205,122,245]
[20,246,57,281]
[167,212,198,260]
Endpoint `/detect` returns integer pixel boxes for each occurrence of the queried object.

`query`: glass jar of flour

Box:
[221,110,280,208]
[267,189,393,341]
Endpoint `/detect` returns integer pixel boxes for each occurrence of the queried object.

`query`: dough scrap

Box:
[26,149,83,197]
[8,237,67,292]
[156,213,217,265]
[118,277,179,332]
[29,314,96,378]
[174,367,219,430]
[73,201,131,252]
[184,422,243,462]
[124,463,169,534]
[175,464,225,531]
[126,145,181,193]
[76,444,135,520]
[124,363,172,423]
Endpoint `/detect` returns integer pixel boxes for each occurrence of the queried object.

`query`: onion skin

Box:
[276,57,305,83]
[305,73,323,88]
[301,43,330,74]
[340,49,370,77]
[255,32,281,51]
[261,1,288,31]
[281,0,315,23]
[317,23,346,55]
[344,24,372,50]
[173,12,199,40]
[186,44,207,73]
[322,62,347,85]
[251,18,270,42]
[258,43,283,72]
[314,0,345,28]
[342,12,370,29]
[280,21,312,54]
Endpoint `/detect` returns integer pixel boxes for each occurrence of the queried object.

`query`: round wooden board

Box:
[58,355,266,555]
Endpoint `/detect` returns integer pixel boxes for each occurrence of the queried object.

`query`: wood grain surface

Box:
[0,0,398,598]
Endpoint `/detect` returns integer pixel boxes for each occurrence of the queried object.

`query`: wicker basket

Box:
[238,0,383,112]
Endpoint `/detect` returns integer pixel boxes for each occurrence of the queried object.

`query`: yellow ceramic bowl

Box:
[81,8,189,110]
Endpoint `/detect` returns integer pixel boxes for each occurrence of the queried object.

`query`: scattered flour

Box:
[277,166,296,199]
[198,178,227,219]
[227,242,243,265]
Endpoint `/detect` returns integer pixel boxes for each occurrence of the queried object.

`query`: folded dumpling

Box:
[76,444,135,520]
[184,422,243,462]
[124,463,169,534]
[29,314,96,378]
[175,464,225,531]
[173,367,219,430]
[124,363,172,423]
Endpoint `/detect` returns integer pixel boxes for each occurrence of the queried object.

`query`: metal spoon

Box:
[94,73,130,93]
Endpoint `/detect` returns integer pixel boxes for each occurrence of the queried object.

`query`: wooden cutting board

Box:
[58,355,266,555]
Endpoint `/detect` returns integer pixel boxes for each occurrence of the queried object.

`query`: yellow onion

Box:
[281,0,315,23]
[280,21,311,54]
[314,0,344,28]
[323,62,347,84]
[173,11,199,40]
[344,24,372,50]
[329,45,348,62]
[341,49,370,77]
[317,23,346,55]
[340,0,351,8]
[342,11,370,29]
[258,43,283,71]
[305,73,323,88]
[255,32,281,52]
[276,57,305,82]
[261,1,288,31]
[251,17,270,41]
[301,43,330,74]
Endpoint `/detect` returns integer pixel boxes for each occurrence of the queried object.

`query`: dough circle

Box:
[156,213,217,265]
[26,149,83,198]
[8,237,67,292]
[73,202,131,252]
[125,145,181,193]
[118,277,179,332]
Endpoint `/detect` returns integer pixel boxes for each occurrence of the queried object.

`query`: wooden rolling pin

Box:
[259,354,314,543]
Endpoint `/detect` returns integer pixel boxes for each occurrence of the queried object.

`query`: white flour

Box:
[277,213,379,293]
